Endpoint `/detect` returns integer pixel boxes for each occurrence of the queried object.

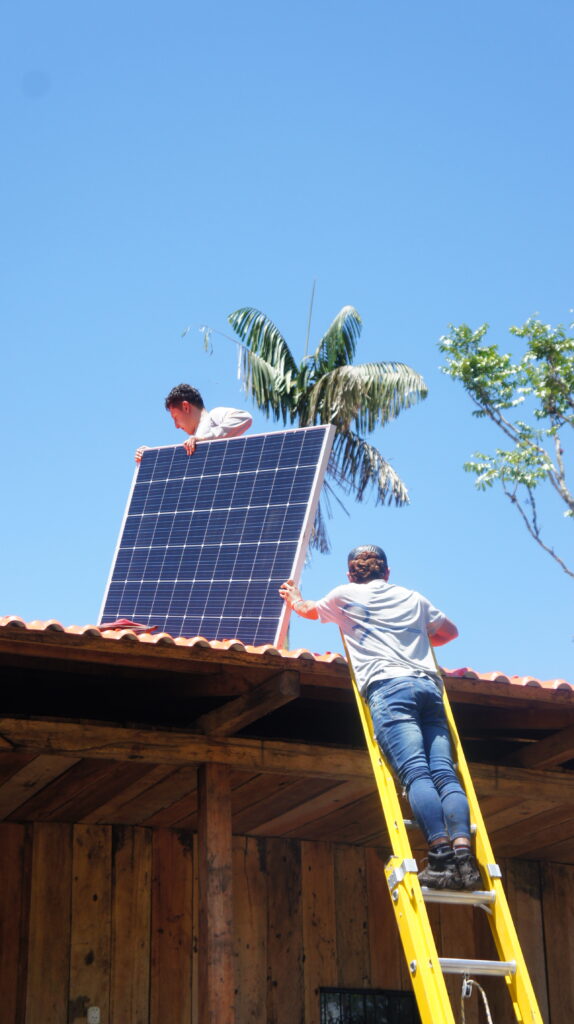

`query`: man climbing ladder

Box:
[280,543,481,889]
[280,544,543,1023]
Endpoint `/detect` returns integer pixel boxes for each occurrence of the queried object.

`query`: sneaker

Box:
[454,848,482,890]
[418,846,463,890]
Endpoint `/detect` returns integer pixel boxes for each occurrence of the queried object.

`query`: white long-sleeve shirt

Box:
[194,407,253,440]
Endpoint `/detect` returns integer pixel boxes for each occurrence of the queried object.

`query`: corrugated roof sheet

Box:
[0,614,571,689]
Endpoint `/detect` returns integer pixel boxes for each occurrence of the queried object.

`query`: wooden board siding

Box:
[150,828,194,1024]
[0,823,31,1024]
[110,826,152,1024]
[68,825,112,1023]
[301,841,337,1024]
[267,837,305,1024]
[505,859,550,1023]
[0,821,566,1024]
[365,846,408,992]
[25,823,73,1024]
[542,861,574,1024]
[333,845,371,988]
[233,836,269,1023]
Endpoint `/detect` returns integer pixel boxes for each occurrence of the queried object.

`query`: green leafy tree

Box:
[439,317,574,577]
[202,305,427,551]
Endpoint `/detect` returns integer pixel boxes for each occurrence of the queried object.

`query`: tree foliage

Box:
[226,305,427,551]
[439,317,574,577]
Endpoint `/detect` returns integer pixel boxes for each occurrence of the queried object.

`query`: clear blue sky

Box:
[1,0,572,681]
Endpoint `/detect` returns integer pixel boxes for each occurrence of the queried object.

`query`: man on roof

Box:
[135,383,253,462]
[279,544,481,893]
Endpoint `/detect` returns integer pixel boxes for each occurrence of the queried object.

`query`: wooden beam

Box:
[444,675,574,709]
[1,718,574,805]
[0,628,349,687]
[503,722,574,769]
[0,716,370,780]
[3,626,572,709]
[195,671,300,736]
[470,762,574,802]
[198,764,235,1024]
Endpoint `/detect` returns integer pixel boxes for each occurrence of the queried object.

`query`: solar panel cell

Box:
[100,425,334,646]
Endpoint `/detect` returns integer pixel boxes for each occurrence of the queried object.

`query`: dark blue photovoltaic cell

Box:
[100,427,331,645]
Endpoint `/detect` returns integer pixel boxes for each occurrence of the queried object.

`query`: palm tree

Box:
[226,305,427,551]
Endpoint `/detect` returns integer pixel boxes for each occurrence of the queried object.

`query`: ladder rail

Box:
[441,686,544,1023]
[342,631,544,1024]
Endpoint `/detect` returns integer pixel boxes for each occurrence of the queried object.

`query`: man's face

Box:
[168,401,201,435]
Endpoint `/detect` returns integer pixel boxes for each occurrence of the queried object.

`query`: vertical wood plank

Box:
[233,836,268,1024]
[471,903,514,1022]
[150,829,194,1024]
[365,846,409,991]
[542,860,574,1024]
[267,837,304,1024]
[68,825,112,1023]
[439,903,481,1024]
[0,823,32,1024]
[334,844,370,988]
[198,764,235,1024]
[191,834,200,1024]
[301,840,337,1024]
[470,859,514,1024]
[110,826,152,1024]
[25,823,73,1024]
[505,859,549,1023]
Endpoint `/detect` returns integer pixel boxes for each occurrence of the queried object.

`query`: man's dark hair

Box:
[164,384,205,410]
[347,544,388,583]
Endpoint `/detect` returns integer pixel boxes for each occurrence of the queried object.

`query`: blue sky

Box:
[1,0,572,681]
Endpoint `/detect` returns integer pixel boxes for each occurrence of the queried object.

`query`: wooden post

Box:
[198,763,235,1024]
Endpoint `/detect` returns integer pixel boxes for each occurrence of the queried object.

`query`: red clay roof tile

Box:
[0,615,571,690]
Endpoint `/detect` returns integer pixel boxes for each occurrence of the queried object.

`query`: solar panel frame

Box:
[99,425,335,647]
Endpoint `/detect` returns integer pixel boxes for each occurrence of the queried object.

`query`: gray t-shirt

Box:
[315,580,446,693]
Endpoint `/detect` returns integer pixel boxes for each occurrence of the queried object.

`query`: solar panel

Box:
[99,425,335,647]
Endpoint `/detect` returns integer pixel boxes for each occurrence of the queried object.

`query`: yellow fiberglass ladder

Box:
[342,637,543,1024]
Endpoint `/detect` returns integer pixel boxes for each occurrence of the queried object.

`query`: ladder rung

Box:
[439,957,516,977]
[421,887,496,907]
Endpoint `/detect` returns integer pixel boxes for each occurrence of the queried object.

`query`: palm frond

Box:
[238,348,300,423]
[309,496,332,554]
[329,429,410,506]
[307,362,427,431]
[228,308,299,379]
[308,478,351,553]
[310,306,362,374]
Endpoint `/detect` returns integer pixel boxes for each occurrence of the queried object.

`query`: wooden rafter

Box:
[194,671,300,737]
[504,722,574,769]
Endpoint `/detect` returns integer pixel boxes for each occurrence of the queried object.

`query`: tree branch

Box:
[503,485,574,577]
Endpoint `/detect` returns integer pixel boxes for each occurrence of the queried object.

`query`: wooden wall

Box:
[0,822,568,1023]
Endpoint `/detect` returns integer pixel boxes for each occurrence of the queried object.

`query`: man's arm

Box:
[180,408,253,457]
[279,579,319,620]
[429,616,458,646]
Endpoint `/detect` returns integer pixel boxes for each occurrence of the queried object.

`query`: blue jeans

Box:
[366,675,471,845]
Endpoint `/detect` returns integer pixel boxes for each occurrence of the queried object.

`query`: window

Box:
[320,987,420,1024]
